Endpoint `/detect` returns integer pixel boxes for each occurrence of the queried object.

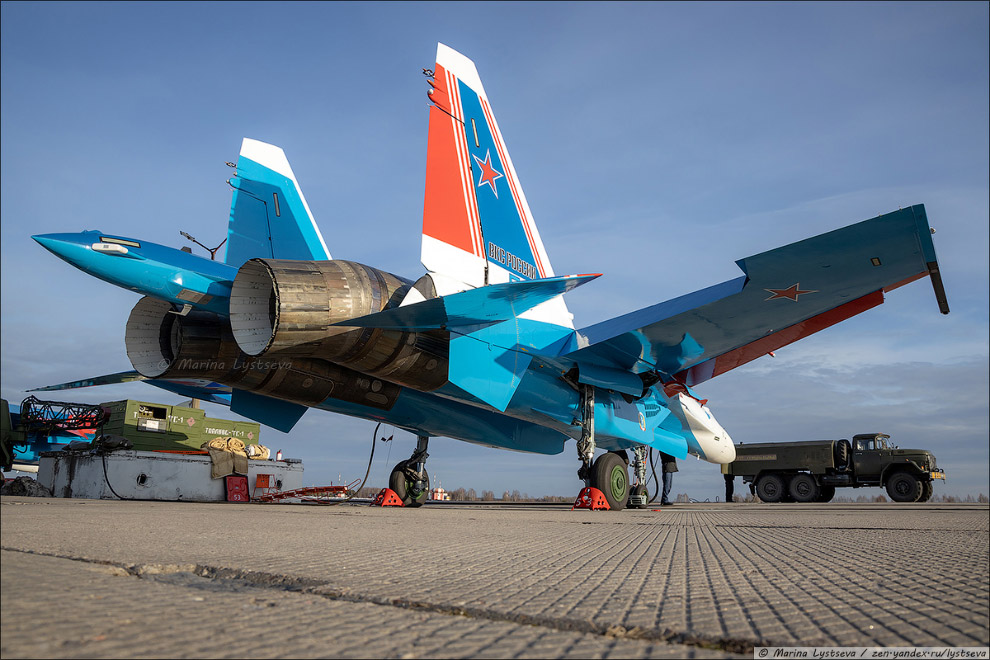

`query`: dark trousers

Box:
[661,472,673,503]
[724,474,734,502]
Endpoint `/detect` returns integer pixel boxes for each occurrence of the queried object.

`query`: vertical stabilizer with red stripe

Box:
[421,43,573,328]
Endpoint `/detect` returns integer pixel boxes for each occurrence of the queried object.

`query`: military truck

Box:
[725,433,944,503]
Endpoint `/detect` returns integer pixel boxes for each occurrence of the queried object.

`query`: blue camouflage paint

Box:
[225,156,329,266]
[33,231,236,316]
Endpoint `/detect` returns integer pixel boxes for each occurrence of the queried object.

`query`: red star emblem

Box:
[764,283,818,301]
[472,149,503,198]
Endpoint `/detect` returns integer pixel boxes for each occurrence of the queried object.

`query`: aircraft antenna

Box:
[180,230,227,261]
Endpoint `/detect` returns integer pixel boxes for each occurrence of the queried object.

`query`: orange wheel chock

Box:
[572,486,611,511]
[372,488,405,507]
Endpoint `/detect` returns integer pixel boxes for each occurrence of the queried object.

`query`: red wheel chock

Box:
[372,488,404,507]
[572,487,611,511]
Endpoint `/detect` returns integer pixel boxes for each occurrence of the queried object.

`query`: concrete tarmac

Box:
[2,498,988,659]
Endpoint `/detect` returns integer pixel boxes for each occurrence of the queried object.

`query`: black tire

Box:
[389,465,429,507]
[916,480,933,503]
[817,485,836,503]
[628,484,648,509]
[591,452,629,511]
[755,473,785,503]
[609,449,629,464]
[789,473,819,503]
[886,471,921,503]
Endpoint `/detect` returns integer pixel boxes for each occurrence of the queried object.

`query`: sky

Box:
[2,2,988,501]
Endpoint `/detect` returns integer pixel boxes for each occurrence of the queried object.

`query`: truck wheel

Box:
[789,474,819,503]
[756,474,785,503]
[885,472,921,503]
[916,481,933,503]
[817,485,836,503]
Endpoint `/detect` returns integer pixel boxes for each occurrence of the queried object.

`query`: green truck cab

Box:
[725,433,945,503]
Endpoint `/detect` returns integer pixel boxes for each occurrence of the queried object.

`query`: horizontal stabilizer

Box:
[225,138,330,266]
[229,389,307,433]
[31,372,234,406]
[571,205,947,385]
[334,274,599,330]
[30,370,147,391]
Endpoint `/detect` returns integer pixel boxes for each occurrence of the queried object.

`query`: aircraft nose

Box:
[32,233,98,268]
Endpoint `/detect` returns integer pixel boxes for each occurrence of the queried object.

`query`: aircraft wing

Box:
[569,205,948,386]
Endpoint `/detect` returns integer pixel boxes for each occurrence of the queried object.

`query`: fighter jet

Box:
[33,43,948,509]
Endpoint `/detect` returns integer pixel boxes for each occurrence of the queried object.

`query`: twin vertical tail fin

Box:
[421,44,573,327]
[225,138,331,266]
[420,44,578,411]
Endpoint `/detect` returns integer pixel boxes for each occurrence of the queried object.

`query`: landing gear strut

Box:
[576,384,596,484]
[574,384,630,511]
[628,446,649,509]
[389,434,430,507]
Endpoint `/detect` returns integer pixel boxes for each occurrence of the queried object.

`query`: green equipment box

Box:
[100,400,261,451]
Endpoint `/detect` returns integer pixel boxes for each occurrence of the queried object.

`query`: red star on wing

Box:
[472,149,503,198]
[764,283,818,301]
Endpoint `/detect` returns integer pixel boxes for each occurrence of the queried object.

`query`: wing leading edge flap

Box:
[333,274,599,330]
[569,204,946,386]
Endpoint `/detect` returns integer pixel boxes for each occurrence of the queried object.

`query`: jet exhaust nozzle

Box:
[229,258,449,392]
[123,296,403,410]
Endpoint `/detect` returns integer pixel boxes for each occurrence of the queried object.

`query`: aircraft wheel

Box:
[789,474,819,503]
[916,480,933,503]
[755,473,785,503]
[591,452,628,511]
[389,464,430,508]
[627,484,648,509]
[885,471,920,503]
[817,485,836,503]
[609,449,629,464]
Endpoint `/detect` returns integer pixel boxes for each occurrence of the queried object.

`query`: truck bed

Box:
[728,440,837,477]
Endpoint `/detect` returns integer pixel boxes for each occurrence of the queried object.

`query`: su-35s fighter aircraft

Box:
[34,43,949,510]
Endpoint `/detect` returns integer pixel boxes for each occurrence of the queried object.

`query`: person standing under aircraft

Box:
[659,452,677,505]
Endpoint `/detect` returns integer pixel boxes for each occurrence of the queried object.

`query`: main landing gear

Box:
[628,446,649,509]
[575,384,638,511]
[389,434,430,507]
